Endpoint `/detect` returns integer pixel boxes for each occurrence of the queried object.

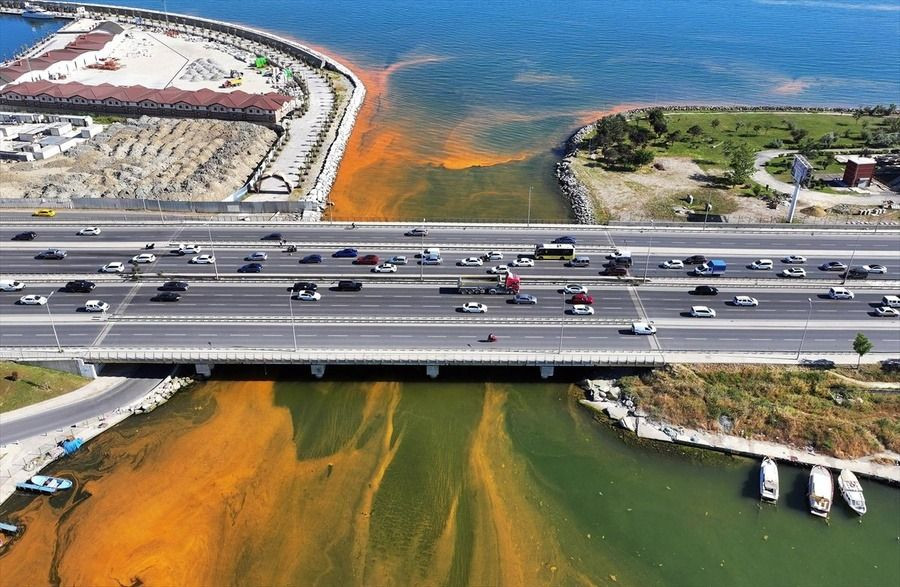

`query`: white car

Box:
[690,305,716,318]
[246,251,268,262]
[84,300,110,312]
[484,251,503,261]
[460,302,488,313]
[458,257,484,266]
[732,295,759,307]
[388,255,408,265]
[177,244,202,255]
[510,257,534,268]
[292,290,321,302]
[874,306,899,317]
[18,295,47,305]
[632,321,657,335]
[570,304,594,315]
[373,263,397,273]
[78,227,101,236]
[782,255,807,264]
[131,253,157,264]
[191,254,216,264]
[781,267,806,278]
[862,264,887,274]
[564,284,588,294]
[0,280,25,291]
[100,262,125,273]
[488,265,509,274]
[660,259,684,269]
[828,287,854,300]
[749,259,773,270]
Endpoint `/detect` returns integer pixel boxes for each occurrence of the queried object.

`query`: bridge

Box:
[1,211,898,378]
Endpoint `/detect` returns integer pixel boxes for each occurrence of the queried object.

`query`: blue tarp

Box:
[61,438,83,455]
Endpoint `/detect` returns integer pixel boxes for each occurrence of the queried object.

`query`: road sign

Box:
[791,154,812,185]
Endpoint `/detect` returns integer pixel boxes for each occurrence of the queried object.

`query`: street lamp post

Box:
[841,233,862,286]
[642,220,654,281]
[157,197,165,224]
[419,217,425,282]
[288,291,297,352]
[207,223,219,280]
[797,297,813,360]
[558,291,566,353]
[703,201,711,230]
[527,185,532,227]
[45,291,62,352]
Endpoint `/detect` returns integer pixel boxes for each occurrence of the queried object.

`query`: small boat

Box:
[29,475,73,491]
[759,457,779,503]
[808,466,833,518]
[838,469,867,516]
[22,3,55,19]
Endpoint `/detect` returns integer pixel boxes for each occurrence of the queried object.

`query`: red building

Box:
[842,155,876,188]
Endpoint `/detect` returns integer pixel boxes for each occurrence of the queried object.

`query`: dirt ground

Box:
[572,154,781,222]
[0,116,276,201]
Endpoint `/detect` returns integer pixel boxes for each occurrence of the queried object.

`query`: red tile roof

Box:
[0,32,116,82]
[1,80,294,112]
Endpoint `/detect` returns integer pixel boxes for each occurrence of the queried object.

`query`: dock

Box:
[14,482,57,495]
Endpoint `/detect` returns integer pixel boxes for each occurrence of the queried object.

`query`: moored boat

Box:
[22,3,55,19]
[29,475,73,491]
[808,466,833,518]
[759,457,779,503]
[838,469,867,516]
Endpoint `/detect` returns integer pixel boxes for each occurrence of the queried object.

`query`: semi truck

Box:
[693,259,727,276]
[457,273,521,295]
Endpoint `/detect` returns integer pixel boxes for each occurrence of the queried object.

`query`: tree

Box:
[735,120,745,135]
[647,108,667,135]
[818,132,836,149]
[724,141,755,186]
[752,124,762,135]
[594,114,629,148]
[790,128,809,143]
[852,332,873,369]
[687,124,704,140]
[630,148,655,167]
[711,118,721,130]
[628,125,653,146]
[666,130,683,144]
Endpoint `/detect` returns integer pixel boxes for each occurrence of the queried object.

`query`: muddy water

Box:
[2,380,898,586]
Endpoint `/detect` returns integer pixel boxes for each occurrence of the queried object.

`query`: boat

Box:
[808,466,833,518]
[759,457,779,503]
[29,475,73,491]
[838,469,867,516]
[22,3,55,19]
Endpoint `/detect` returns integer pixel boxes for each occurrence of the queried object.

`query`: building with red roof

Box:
[0,31,120,85]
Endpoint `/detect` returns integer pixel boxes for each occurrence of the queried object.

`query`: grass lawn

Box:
[0,361,89,413]
[620,364,900,459]
[644,188,740,221]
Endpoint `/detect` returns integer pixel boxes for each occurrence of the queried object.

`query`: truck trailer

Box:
[457,273,521,295]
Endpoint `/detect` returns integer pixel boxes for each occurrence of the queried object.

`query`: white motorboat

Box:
[30,475,73,490]
[759,457,779,503]
[22,3,55,19]
[837,469,867,516]
[808,466,833,518]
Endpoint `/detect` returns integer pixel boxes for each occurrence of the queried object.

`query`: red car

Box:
[353,254,380,265]
[571,292,594,304]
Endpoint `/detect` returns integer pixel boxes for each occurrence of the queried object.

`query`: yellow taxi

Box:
[33,208,56,217]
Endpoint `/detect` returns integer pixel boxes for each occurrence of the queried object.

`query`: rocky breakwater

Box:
[556,124,597,224]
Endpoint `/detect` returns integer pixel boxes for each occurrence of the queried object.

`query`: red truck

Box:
[456,273,521,295]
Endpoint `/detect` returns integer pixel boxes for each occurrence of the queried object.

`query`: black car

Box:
[336,280,363,291]
[261,232,283,241]
[160,281,189,291]
[238,263,263,273]
[12,231,37,241]
[601,266,628,276]
[692,285,719,295]
[35,249,67,260]
[552,236,577,245]
[300,254,323,264]
[292,281,318,292]
[64,280,96,293]
[841,267,869,280]
[683,255,708,265]
[333,248,358,258]
[152,292,181,302]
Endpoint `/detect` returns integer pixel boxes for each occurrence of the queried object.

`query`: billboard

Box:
[791,154,813,185]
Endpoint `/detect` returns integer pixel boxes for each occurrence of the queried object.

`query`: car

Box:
[488,265,509,274]
[336,280,363,291]
[749,259,773,270]
[131,253,157,264]
[692,285,718,296]
[245,252,268,261]
[510,257,534,268]
[571,292,594,304]
[570,304,594,315]
[632,322,657,335]
[660,259,684,269]
[354,254,380,265]
[841,267,869,280]
[483,251,503,261]
[458,257,484,266]
[292,290,321,301]
[601,266,628,276]
[64,280,95,293]
[405,227,428,237]
[300,254,323,264]
[100,262,125,273]
[874,306,900,317]
[238,263,263,273]
[782,255,807,264]
[732,295,759,307]
[690,305,717,318]
[421,255,443,265]
[160,281,189,291]
[191,254,216,264]
[388,255,409,265]
[460,302,488,313]
[801,358,835,368]
[261,232,283,241]
[781,267,806,278]
[333,248,359,258]
[819,261,847,272]
[18,295,47,305]
[567,256,591,267]
[862,264,887,274]
[373,263,397,273]
[683,255,707,265]
[0,280,25,292]
[83,300,110,312]
[36,249,67,260]
[175,244,202,255]
[12,231,36,241]
[152,292,181,302]
[827,287,854,300]
[292,282,318,292]
[512,293,538,304]
[552,236,577,244]
[564,284,587,294]
[33,209,55,217]
[78,227,101,236]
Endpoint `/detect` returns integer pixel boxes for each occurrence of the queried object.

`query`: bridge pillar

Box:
[194,363,213,379]
[310,364,326,379]
[539,365,555,379]
[426,365,440,379]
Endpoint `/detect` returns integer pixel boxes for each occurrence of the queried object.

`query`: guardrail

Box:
[107,315,636,325]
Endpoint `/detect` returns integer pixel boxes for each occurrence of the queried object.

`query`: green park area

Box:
[0,361,89,413]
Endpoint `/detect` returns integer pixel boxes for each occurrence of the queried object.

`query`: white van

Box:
[828,287,854,300]
[84,300,110,312]
[0,280,25,292]
[568,256,591,267]
[882,295,900,308]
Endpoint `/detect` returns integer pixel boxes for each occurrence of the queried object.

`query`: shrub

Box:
[6,370,19,381]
